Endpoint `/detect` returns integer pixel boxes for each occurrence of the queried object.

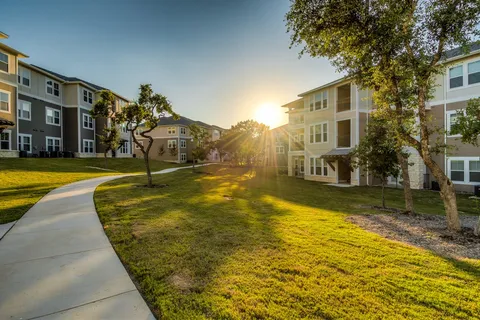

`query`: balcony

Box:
[336,83,351,112]
[337,119,351,148]
[290,141,305,151]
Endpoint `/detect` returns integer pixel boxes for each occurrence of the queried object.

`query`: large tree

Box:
[117,84,178,187]
[219,120,269,167]
[188,123,212,172]
[286,0,480,231]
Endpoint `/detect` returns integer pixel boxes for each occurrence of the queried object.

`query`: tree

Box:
[450,98,480,236]
[90,90,121,168]
[286,0,480,231]
[350,116,401,208]
[117,84,178,187]
[218,120,269,167]
[188,123,212,172]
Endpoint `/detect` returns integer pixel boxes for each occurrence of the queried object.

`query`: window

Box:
[309,91,328,111]
[46,137,61,152]
[18,68,31,87]
[83,139,94,153]
[449,65,463,89]
[468,61,480,85]
[0,52,8,73]
[83,113,93,129]
[180,139,187,148]
[309,122,328,143]
[120,124,128,133]
[18,101,31,120]
[0,130,11,150]
[180,153,187,162]
[0,91,10,113]
[18,134,32,152]
[310,157,328,176]
[470,161,480,183]
[46,107,60,126]
[168,140,177,149]
[119,141,130,154]
[167,127,176,135]
[135,141,143,149]
[46,79,60,97]
[276,146,285,154]
[83,89,93,104]
[450,160,465,182]
[180,127,186,135]
[446,110,463,136]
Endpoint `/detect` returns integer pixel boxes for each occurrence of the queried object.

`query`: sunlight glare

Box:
[254,102,283,128]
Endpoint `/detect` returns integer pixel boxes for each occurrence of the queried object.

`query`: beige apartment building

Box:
[282,44,480,193]
[133,116,224,163]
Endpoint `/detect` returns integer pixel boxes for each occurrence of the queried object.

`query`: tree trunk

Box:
[104,151,108,169]
[474,216,480,237]
[397,152,414,214]
[144,153,152,188]
[192,155,195,173]
[381,180,386,208]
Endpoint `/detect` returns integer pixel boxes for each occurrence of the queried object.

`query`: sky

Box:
[3,0,341,129]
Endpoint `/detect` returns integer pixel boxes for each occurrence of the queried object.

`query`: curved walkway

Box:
[0,166,195,320]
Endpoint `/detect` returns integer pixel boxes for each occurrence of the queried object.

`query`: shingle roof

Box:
[139,116,225,130]
[443,42,480,60]
[0,117,14,126]
[321,148,352,158]
[31,65,106,91]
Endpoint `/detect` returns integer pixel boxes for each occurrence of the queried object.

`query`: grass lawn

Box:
[94,166,480,319]
[0,158,183,224]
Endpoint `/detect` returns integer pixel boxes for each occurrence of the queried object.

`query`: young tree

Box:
[351,117,401,209]
[90,90,121,168]
[286,0,480,231]
[188,123,212,172]
[117,84,178,187]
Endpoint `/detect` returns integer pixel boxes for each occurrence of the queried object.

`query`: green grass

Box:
[94,166,480,319]
[0,158,183,224]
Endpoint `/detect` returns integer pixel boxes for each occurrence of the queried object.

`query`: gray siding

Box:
[63,107,78,152]
[80,110,95,144]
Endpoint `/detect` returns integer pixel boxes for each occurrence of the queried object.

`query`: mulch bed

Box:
[134,184,169,188]
[347,213,480,260]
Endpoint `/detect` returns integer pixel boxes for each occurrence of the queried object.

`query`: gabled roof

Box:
[0,32,9,39]
[0,42,28,58]
[139,115,225,130]
[443,42,480,60]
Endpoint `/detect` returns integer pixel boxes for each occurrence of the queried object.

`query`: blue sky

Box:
[3,0,341,128]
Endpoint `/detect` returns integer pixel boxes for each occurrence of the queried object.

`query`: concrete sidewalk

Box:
[0,166,197,319]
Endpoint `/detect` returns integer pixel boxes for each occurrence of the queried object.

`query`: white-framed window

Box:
[448,157,480,184]
[309,91,328,111]
[180,139,187,148]
[180,153,187,162]
[46,107,61,126]
[135,140,143,149]
[0,130,11,150]
[18,134,32,153]
[120,123,128,133]
[309,122,328,143]
[18,100,31,120]
[167,127,176,135]
[180,127,186,135]
[83,89,93,104]
[276,146,285,154]
[83,139,94,153]
[0,52,8,73]
[46,79,60,97]
[309,157,328,176]
[168,139,177,149]
[83,113,93,130]
[18,68,31,87]
[0,90,10,113]
[468,60,480,85]
[46,136,61,152]
[449,65,463,89]
[119,141,130,154]
[446,110,463,137]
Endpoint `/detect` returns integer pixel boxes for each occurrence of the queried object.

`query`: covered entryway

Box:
[321,149,353,184]
[292,156,305,178]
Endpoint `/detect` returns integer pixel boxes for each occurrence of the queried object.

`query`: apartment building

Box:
[0,32,133,158]
[133,116,224,163]
[282,44,480,193]
[265,124,288,170]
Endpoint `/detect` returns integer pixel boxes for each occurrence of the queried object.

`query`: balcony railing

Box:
[290,141,305,151]
[337,135,351,148]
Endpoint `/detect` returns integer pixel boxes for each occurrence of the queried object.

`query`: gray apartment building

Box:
[0,32,133,158]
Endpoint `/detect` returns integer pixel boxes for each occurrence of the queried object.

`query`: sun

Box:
[254,102,283,128]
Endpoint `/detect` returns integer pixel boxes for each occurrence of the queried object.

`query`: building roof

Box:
[0,32,9,39]
[321,148,352,158]
[0,42,28,58]
[139,115,225,130]
[0,117,14,126]
[443,42,480,61]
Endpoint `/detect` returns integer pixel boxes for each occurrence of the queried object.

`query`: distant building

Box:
[265,124,288,171]
[133,116,225,163]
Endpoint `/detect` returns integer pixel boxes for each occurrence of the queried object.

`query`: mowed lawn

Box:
[0,158,182,224]
[94,166,480,319]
